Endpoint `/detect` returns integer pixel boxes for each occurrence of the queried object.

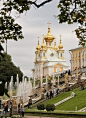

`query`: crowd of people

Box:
[46,88,59,99]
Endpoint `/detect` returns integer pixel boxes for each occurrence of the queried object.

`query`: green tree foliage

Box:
[0,82,9,96]
[0,0,52,52]
[0,52,23,83]
[37,103,45,110]
[46,104,55,111]
[0,52,23,96]
[57,0,86,46]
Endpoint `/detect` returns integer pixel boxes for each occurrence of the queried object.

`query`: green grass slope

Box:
[32,87,86,111]
[55,87,86,111]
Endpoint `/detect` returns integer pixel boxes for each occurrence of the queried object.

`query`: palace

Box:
[32,23,69,79]
[69,44,86,75]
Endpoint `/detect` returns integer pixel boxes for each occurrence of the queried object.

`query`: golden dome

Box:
[44,22,55,42]
[36,39,41,50]
[58,35,63,49]
[41,38,46,48]
[54,41,58,50]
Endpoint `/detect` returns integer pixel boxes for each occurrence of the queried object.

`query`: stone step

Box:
[54,93,75,106]
[79,107,86,112]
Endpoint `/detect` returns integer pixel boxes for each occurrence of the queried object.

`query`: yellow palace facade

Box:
[69,45,86,74]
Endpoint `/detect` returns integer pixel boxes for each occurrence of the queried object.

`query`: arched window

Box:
[43,53,45,57]
[49,42,51,46]
[61,53,62,57]
[56,67,61,72]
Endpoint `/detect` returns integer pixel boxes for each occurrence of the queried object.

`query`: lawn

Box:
[55,87,86,111]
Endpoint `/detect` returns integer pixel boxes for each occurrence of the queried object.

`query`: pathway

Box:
[26,116,55,118]
[14,115,55,118]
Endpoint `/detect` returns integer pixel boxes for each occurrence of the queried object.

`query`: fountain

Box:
[3,75,32,111]
[16,76,32,105]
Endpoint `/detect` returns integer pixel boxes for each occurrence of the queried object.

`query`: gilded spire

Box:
[44,22,55,42]
[58,35,63,49]
[41,35,46,48]
[47,21,51,33]
[54,40,57,50]
[47,21,51,34]
[36,36,41,50]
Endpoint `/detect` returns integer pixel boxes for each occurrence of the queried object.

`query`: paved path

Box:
[26,116,55,118]
[14,115,55,118]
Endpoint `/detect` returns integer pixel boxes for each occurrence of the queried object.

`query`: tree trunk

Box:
[50,111,52,118]
[39,111,41,118]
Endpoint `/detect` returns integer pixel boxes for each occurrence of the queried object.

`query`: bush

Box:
[46,104,55,111]
[37,103,45,110]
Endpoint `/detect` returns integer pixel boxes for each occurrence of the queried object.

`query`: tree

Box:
[57,0,86,46]
[0,52,23,96]
[0,52,23,83]
[37,103,45,118]
[46,104,55,118]
[0,0,52,52]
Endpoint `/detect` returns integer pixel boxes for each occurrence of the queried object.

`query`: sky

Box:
[2,0,79,77]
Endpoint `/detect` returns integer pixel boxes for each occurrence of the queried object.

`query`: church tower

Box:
[32,23,69,80]
[58,35,64,60]
[44,22,55,49]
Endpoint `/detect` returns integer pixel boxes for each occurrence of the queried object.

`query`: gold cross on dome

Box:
[47,21,51,27]
[37,36,40,40]
[60,35,62,38]
[42,34,45,38]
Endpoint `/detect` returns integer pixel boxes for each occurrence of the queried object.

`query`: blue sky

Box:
[2,0,79,77]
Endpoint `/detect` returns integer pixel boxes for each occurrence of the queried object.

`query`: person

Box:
[28,98,32,108]
[4,104,8,114]
[50,90,53,99]
[46,91,49,99]
[56,88,59,95]
[82,81,85,90]
[21,106,24,117]
[53,89,56,97]
[80,81,85,90]
[18,103,20,113]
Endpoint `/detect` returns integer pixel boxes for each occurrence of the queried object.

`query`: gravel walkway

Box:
[26,116,55,118]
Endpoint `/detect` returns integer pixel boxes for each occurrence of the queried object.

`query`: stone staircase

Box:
[79,107,86,112]
[54,92,75,106]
